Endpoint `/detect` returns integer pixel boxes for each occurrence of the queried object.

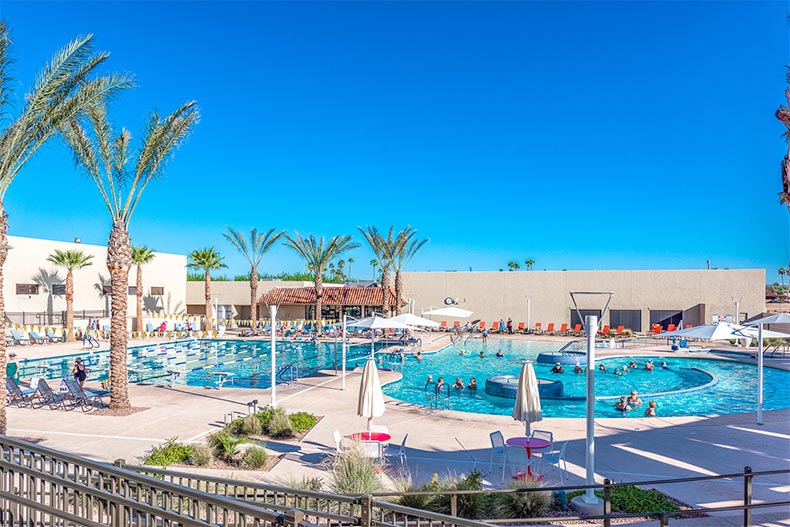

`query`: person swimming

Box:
[573,362,583,374]
[598,363,607,371]
[627,390,642,406]
[614,396,631,412]
[415,351,423,361]
[614,370,622,376]
[629,361,637,369]
[661,361,668,369]
[468,377,478,390]
[551,362,565,374]
[621,366,629,373]
[459,349,468,356]
[496,349,504,357]
[645,361,654,372]
[452,377,465,389]
[645,400,657,417]
[479,351,485,358]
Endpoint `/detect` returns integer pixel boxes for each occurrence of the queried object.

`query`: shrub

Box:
[209,431,246,462]
[241,446,268,469]
[144,438,193,467]
[567,486,679,514]
[190,444,213,467]
[281,476,324,492]
[266,408,294,438]
[289,411,318,432]
[393,473,433,510]
[429,470,485,518]
[325,445,388,494]
[495,479,552,519]
[257,408,275,430]
[227,418,245,436]
[242,414,263,436]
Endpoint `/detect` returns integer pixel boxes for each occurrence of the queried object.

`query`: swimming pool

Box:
[16,339,382,389]
[381,339,790,418]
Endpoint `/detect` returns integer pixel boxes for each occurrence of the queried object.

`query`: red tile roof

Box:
[259,287,403,306]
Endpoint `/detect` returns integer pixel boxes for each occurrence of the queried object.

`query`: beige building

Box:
[5,235,186,326]
[403,269,765,332]
[186,280,317,320]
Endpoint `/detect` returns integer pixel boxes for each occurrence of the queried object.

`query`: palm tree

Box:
[284,233,359,332]
[507,261,520,271]
[223,227,284,324]
[360,226,397,315]
[780,268,787,287]
[370,259,378,280]
[525,259,535,271]
[775,89,790,210]
[391,227,428,315]
[131,246,155,332]
[0,24,130,430]
[46,250,94,342]
[187,247,227,330]
[347,257,355,281]
[60,102,197,411]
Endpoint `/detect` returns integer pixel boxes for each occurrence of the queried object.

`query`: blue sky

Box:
[1,1,788,282]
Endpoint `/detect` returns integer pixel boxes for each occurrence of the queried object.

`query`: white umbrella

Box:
[357,358,385,432]
[660,322,787,340]
[745,313,790,326]
[347,315,412,357]
[390,313,441,327]
[512,362,542,436]
[744,313,790,425]
[423,306,473,318]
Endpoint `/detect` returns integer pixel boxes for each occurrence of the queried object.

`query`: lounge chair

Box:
[613,325,624,337]
[33,378,68,410]
[6,377,35,407]
[29,331,50,344]
[489,321,499,333]
[545,323,555,335]
[597,325,610,337]
[64,379,107,411]
[516,321,526,333]
[439,321,447,332]
[478,321,486,332]
[570,323,583,336]
[532,322,542,335]
[557,323,569,335]
[10,329,30,346]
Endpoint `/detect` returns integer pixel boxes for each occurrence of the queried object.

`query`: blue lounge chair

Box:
[29,331,50,344]
[10,330,29,346]
[33,378,68,410]
[6,377,35,407]
[64,379,107,411]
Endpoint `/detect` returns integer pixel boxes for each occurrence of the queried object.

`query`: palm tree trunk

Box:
[65,270,75,342]
[381,270,391,315]
[107,222,132,410]
[0,205,9,434]
[204,270,212,330]
[250,266,258,324]
[315,274,323,334]
[394,270,403,315]
[136,265,143,332]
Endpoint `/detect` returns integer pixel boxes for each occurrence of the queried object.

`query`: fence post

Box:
[451,494,458,517]
[602,478,612,527]
[284,507,304,527]
[743,466,752,527]
[660,513,669,527]
[360,494,372,527]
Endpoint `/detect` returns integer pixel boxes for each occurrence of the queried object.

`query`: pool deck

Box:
[5,332,790,526]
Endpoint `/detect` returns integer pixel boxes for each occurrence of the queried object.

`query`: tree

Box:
[780,267,787,287]
[187,247,227,330]
[370,259,378,280]
[391,227,428,315]
[507,261,520,271]
[347,257,355,281]
[776,87,790,210]
[525,259,535,271]
[61,101,197,411]
[223,227,283,323]
[46,250,94,342]
[0,23,130,431]
[360,226,397,315]
[131,246,155,332]
[284,233,358,332]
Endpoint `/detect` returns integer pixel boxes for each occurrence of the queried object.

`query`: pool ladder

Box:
[277,363,300,385]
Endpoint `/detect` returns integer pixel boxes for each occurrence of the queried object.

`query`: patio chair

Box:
[389,433,408,470]
[6,377,35,407]
[530,429,554,452]
[570,324,583,336]
[64,379,107,412]
[516,322,525,333]
[10,329,30,346]
[489,431,507,481]
[538,441,568,485]
[370,424,390,448]
[532,322,542,335]
[29,331,50,344]
[33,378,68,410]
[333,430,345,453]
[545,323,555,335]
[505,444,535,480]
[358,440,384,467]
[558,323,569,335]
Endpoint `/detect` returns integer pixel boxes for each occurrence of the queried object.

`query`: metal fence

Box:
[0,436,307,527]
[5,310,108,326]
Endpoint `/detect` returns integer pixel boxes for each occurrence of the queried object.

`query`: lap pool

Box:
[381,339,790,418]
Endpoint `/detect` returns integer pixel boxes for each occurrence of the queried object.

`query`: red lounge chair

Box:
[546,323,556,335]
[597,324,610,336]
[651,324,662,334]
[614,325,624,337]
[666,324,677,332]
[490,321,499,333]
[479,321,486,331]
[685,324,693,329]
[516,322,525,333]
[571,323,583,336]
[453,321,461,329]
[439,321,447,332]
[533,322,542,334]
[558,323,568,335]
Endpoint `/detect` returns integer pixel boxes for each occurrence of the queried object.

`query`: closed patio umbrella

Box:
[512,362,542,436]
[357,358,385,432]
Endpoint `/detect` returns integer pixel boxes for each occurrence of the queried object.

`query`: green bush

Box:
[144,438,193,467]
[242,414,263,436]
[326,445,388,494]
[190,444,213,467]
[227,418,245,436]
[266,408,294,438]
[567,486,679,514]
[241,446,268,469]
[209,431,246,462]
[495,479,552,519]
[257,408,275,430]
[394,474,433,510]
[281,476,324,492]
[429,470,486,519]
[289,411,318,432]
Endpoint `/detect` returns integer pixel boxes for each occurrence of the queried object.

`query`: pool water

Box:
[17,339,380,389]
[380,339,790,418]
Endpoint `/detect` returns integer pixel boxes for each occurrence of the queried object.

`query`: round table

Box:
[348,432,392,443]
[506,437,551,479]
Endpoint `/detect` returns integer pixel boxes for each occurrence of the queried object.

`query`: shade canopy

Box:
[660,322,788,340]
[357,358,385,431]
[512,362,543,436]
[745,313,790,326]
[347,315,412,330]
[423,306,473,318]
[389,313,441,327]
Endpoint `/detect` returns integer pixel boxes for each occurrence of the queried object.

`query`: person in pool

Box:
[645,400,657,417]
[496,349,504,357]
[645,361,654,372]
[479,351,485,358]
[627,390,642,406]
[621,366,629,373]
[598,363,607,371]
[614,370,622,376]
[482,330,488,343]
[436,377,446,390]
[468,377,478,390]
[551,362,565,374]
[614,396,631,412]
[661,361,668,369]
[629,360,637,369]
[426,375,434,385]
[452,377,465,389]
[459,349,468,356]
[573,362,584,374]
[415,351,423,361]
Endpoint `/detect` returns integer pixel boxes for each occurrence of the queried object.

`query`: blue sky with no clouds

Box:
[0,1,788,282]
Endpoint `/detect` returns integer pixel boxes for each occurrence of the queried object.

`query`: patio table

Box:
[506,437,550,479]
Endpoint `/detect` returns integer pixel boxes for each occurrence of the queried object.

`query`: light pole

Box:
[270,305,277,407]
[582,314,598,505]
[526,297,532,329]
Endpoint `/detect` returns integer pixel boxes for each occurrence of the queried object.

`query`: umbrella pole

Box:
[341,314,347,391]
[368,417,372,433]
[757,323,764,425]
[583,315,599,505]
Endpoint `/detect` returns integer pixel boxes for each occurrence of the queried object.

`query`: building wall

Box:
[5,235,187,322]
[403,269,765,330]
[186,280,314,319]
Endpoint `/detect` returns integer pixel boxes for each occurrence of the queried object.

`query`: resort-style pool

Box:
[381,339,790,418]
[16,339,381,389]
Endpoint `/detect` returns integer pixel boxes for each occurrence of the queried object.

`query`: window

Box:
[610,309,642,333]
[569,309,601,329]
[16,284,39,295]
[128,286,137,296]
[150,286,164,296]
[52,284,66,295]
[102,285,112,295]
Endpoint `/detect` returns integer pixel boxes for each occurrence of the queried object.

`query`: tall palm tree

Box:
[131,246,155,332]
[223,227,284,323]
[775,89,790,210]
[0,23,130,431]
[360,226,396,315]
[60,102,198,411]
[284,233,358,332]
[780,267,787,287]
[370,259,378,280]
[46,250,94,342]
[187,247,227,330]
[507,261,519,271]
[525,259,535,271]
[392,227,428,315]
[347,257,355,281]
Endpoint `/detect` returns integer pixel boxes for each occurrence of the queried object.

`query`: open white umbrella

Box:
[512,362,542,436]
[390,313,441,327]
[348,315,412,358]
[745,313,790,425]
[660,322,787,341]
[357,358,385,432]
[423,306,473,318]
